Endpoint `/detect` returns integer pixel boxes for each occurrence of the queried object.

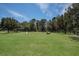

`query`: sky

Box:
[0,3,72,22]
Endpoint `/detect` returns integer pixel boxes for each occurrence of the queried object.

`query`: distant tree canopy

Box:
[1,17,18,33]
[0,3,79,34]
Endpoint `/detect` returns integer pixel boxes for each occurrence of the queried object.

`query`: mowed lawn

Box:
[0,31,79,56]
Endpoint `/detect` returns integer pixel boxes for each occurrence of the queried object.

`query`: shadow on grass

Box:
[70,36,79,42]
[0,31,8,34]
[0,31,18,34]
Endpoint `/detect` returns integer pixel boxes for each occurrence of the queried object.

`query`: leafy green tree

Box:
[1,17,18,33]
[20,21,30,31]
[29,19,36,31]
[63,3,79,34]
[39,19,47,32]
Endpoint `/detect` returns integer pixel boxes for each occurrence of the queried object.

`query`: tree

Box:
[34,20,39,32]
[47,20,52,32]
[1,17,18,33]
[21,21,30,31]
[29,19,36,31]
[63,3,79,34]
[39,19,47,32]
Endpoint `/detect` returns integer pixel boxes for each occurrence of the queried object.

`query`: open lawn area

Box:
[0,31,79,56]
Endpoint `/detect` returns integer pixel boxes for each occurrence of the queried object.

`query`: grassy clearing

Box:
[0,31,79,56]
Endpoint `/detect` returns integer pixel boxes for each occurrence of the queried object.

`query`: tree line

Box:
[0,3,79,34]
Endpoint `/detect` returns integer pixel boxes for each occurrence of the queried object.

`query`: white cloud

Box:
[7,9,29,21]
[36,3,52,17]
[60,3,72,15]
[36,3,49,13]
[37,3,72,17]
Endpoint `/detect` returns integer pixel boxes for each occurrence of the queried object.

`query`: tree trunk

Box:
[7,28,10,33]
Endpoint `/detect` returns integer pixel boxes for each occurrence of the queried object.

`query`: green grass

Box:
[0,31,79,56]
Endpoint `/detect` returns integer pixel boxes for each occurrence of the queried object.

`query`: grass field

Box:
[0,31,79,56]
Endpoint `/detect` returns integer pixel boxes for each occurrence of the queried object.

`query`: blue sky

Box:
[0,3,71,22]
